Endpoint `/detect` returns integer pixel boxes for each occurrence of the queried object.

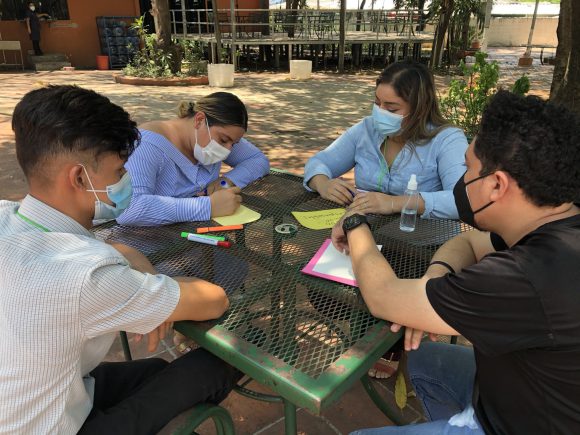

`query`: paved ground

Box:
[0,47,554,434]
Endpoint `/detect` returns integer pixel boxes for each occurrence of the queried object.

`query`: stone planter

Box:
[289,60,312,80]
[113,74,209,86]
[208,63,235,88]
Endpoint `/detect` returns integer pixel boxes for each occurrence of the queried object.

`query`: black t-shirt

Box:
[426,212,580,435]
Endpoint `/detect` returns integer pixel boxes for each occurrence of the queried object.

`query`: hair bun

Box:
[177,101,196,118]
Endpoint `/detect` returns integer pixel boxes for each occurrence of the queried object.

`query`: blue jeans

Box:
[351,342,485,435]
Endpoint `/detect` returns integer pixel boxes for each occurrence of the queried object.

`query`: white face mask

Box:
[80,164,133,222]
[29,5,36,11]
[193,117,231,166]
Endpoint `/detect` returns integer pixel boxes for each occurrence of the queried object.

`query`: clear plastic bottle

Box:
[399,174,419,232]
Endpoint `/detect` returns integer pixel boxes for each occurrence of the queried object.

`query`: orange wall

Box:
[0,0,140,68]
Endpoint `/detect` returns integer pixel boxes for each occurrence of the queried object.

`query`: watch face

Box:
[343,214,366,232]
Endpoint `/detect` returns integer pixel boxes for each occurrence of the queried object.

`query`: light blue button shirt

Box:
[304,117,468,219]
[118,129,270,226]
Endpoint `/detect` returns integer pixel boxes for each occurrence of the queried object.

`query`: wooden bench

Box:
[0,40,24,70]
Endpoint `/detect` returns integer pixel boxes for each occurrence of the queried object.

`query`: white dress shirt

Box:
[0,195,180,434]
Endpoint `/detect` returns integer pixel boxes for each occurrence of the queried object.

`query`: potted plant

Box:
[439,51,530,140]
[117,17,209,86]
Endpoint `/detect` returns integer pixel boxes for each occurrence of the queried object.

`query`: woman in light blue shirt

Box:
[118,92,270,226]
[304,62,467,220]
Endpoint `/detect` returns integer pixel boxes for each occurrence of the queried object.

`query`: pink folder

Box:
[302,239,358,287]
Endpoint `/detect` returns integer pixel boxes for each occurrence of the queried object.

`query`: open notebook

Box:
[302,239,382,287]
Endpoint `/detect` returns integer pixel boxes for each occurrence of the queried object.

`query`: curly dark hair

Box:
[475,90,580,207]
[12,85,139,180]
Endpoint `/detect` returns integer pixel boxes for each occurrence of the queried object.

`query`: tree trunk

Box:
[550,0,580,115]
[211,0,223,63]
[151,0,182,73]
[430,0,454,69]
[338,0,346,72]
[352,0,367,68]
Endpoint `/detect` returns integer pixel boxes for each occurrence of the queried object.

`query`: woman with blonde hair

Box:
[118,92,270,226]
[304,61,467,219]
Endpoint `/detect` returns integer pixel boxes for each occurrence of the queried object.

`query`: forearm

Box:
[224,155,269,188]
[390,194,425,215]
[169,277,229,321]
[108,242,157,274]
[348,225,398,312]
[426,231,489,276]
[307,174,330,192]
[117,194,211,226]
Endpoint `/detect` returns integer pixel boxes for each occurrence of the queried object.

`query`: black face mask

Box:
[453,171,494,230]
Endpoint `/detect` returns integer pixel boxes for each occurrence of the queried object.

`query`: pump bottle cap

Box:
[407,174,418,190]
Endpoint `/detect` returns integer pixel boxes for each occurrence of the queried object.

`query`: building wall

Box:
[486,16,558,47]
[0,0,140,68]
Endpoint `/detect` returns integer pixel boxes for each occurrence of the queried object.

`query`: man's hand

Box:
[331,209,364,254]
[210,186,242,217]
[390,323,438,351]
[135,321,173,353]
[350,192,394,215]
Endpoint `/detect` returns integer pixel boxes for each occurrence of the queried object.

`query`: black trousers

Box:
[32,40,42,55]
[78,348,242,435]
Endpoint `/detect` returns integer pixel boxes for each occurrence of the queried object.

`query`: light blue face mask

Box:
[81,165,133,221]
[372,104,405,137]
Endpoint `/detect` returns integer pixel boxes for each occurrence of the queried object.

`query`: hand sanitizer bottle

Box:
[399,174,419,232]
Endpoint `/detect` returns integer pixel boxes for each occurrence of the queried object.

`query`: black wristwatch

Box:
[342,213,369,236]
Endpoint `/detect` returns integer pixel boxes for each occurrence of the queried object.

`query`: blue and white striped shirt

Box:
[118,130,270,226]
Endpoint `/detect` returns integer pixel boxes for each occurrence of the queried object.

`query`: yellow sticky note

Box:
[214,205,261,226]
[291,208,345,230]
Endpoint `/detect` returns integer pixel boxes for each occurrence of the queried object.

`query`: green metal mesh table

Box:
[94,170,467,434]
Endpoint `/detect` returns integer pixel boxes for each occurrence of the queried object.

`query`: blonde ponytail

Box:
[177,101,196,118]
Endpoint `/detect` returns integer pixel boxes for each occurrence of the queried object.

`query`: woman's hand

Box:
[210,187,242,217]
[350,192,395,215]
[317,178,357,206]
[205,177,233,195]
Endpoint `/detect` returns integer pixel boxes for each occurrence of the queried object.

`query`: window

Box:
[0,0,69,21]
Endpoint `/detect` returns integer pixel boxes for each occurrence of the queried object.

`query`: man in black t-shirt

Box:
[333,91,580,435]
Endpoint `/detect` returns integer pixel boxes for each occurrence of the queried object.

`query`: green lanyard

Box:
[377,139,389,192]
[16,210,51,233]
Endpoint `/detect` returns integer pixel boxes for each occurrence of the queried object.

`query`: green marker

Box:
[181,231,225,242]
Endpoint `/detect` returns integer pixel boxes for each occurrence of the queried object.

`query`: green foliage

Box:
[123,16,207,78]
[180,40,207,75]
[511,74,531,96]
[439,51,529,139]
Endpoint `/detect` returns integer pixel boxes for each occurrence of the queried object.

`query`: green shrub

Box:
[439,51,529,139]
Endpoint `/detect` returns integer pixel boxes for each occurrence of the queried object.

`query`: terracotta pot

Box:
[470,40,481,50]
[518,56,533,67]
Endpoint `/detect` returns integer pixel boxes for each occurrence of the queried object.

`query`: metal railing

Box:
[169,8,434,41]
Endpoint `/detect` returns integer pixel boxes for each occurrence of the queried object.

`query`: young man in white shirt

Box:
[0,85,241,434]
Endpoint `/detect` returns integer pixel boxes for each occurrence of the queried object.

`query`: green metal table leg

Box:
[360,374,404,426]
[283,399,298,435]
